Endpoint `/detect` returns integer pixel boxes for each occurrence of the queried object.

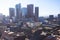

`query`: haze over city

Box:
[0,0,60,17]
[0,0,60,40]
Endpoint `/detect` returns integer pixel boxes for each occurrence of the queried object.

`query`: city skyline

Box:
[0,0,60,17]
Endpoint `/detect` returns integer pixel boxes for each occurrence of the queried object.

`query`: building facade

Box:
[35,7,39,22]
[15,3,22,21]
[27,4,34,18]
[9,8,15,19]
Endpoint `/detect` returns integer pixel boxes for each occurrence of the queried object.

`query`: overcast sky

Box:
[0,0,60,17]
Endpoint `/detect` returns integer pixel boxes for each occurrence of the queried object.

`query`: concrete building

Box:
[57,14,60,25]
[0,14,5,23]
[21,8,27,17]
[35,7,39,22]
[48,15,54,24]
[9,8,15,19]
[15,3,22,21]
[27,4,34,18]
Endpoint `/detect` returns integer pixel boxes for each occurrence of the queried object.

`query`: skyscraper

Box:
[57,14,60,25]
[15,3,22,21]
[21,8,27,21]
[27,4,33,18]
[9,8,15,19]
[35,7,39,18]
[35,7,39,21]
[21,8,27,17]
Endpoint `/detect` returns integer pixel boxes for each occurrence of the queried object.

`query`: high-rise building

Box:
[0,13,5,23]
[27,4,33,18]
[9,8,15,19]
[21,8,27,17]
[35,7,39,21]
[58,14,60,18]
[57,14,60,25]
[48,15,54,24]
[15,3,22,21]
[49,15,54,21]
[35,7,39,18]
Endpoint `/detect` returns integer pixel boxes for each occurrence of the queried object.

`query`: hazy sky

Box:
[0,0,60,17]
